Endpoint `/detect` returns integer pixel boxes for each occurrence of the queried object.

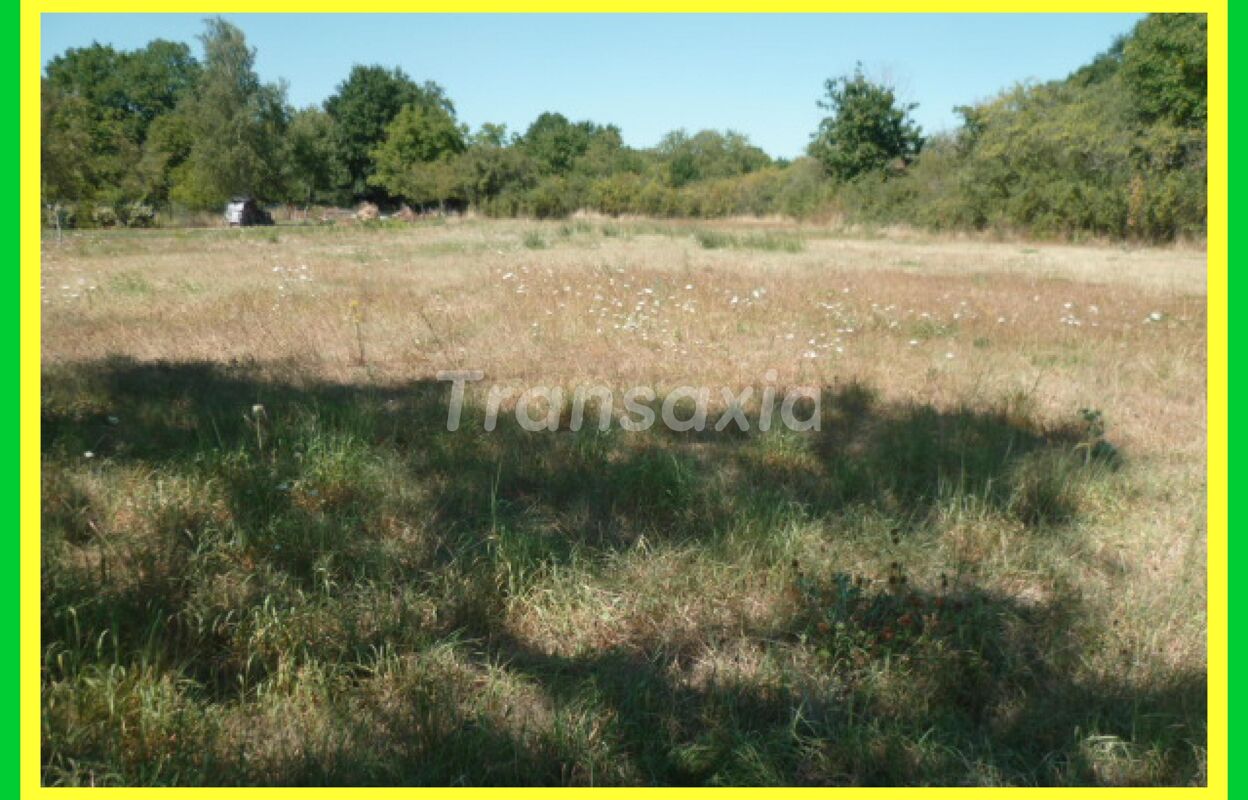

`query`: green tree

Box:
[447,124,537,208]
[41,78,141,210]
[324,65,453,200]
[283,107,347,207]
[43,39,199,213]
[918,13,1207,241]
[809,65,924,180]
[473,122,512,148]
[1067,35,1127,89]
[41,80,95,208]
[118,40,202,137]
[137,108,194,204]
[657,129,771,186]
[953,81,1136,236]
[572,124,644,178]
[1120,13,1207,128]
[45,43,124,101]
[520,113,596,175]
[169,18,289,208]
[45,39,199,144]
[368,102,467,207]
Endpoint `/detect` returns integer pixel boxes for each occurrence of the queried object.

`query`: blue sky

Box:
[41,13,1144,159]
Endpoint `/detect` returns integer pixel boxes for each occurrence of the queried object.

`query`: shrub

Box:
[123,202,157,228]
[91,205,119,228]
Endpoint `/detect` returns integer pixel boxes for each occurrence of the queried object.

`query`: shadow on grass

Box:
[42,356,1113,549]
[240,583,1204,786]
[40,357,1202,786]
[434,589,1204,787]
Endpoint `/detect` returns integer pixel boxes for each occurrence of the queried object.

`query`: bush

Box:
[91,205,119,228]
[522,176,591,219]
[123,202,157,228]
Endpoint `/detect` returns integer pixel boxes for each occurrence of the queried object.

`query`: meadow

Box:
[40,217,1207,786]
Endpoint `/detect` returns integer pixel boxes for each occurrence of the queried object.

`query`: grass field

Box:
[40,217,1207,786]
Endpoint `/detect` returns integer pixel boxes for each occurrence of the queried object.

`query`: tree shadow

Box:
[438,566,1202,786]
[42,356,1114,548]
[40,357,1199,787]
[305,581,1203,786]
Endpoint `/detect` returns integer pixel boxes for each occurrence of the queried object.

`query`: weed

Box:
[694,230,804,252]
[106,271,152,296]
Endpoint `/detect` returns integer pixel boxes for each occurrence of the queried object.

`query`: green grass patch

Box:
[106,271,153,296]
[693,230,805,252]
[38,359,1199,787]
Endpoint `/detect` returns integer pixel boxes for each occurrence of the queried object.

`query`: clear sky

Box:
[41,13,1144,159]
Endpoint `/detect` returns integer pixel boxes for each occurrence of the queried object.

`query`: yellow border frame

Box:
[21,3,1228,796]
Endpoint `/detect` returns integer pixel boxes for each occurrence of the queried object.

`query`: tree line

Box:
[41,14,1206,240]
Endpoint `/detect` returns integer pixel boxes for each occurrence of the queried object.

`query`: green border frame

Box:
[1226,2,1235,797]
[11,2,22,793]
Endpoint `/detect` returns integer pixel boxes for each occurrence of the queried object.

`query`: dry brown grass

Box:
[43,218,1206,460]
[40,218,1207,786]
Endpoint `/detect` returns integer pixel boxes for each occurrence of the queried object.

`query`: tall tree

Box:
[324,65,453,200]
[41,80,95,208]
[368,102,467,208]
[658,129,771,186]
[1120,13,1207,128]
[808,64,924,180]
[117,40,202,138]
[137,110,194,204]
[43,39,199,210]
[44,43,127,116]
[447,124,538,206]
[520,112,598,175]
[169,18,289,208]
[45,39,199,144]
[573,124,644,178]
[41,78,140,208]
[283,107,347,207]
